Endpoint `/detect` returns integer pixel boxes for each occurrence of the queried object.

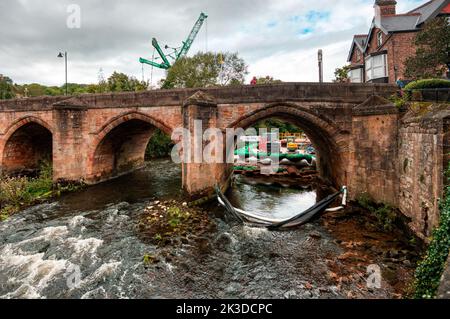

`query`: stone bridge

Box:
[0,83,448,237]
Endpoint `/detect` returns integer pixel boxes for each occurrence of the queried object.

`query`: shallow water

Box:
[0,159,407,299]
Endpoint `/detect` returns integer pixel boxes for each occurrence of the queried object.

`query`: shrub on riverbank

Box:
[0,161,82,221]
[412,163,450,299]
[357,194,399,232]
[145,129,174,159]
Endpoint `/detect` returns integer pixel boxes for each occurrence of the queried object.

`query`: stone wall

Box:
[398,107,450,237]
[349,97,400,206]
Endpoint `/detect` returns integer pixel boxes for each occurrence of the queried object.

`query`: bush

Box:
[0,161,81,221]
[412,163,450,298]
[145,129,174,159]
[405,79,450,91]
[357,193,398,232]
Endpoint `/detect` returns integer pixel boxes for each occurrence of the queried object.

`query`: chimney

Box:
[374,0,397,20]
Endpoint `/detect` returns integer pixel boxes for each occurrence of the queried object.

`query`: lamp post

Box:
[58,51,68,95]
[318,49,323,83]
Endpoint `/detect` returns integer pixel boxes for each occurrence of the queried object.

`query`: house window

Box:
[365,53,388,81]
[356,50,361,61]
[377,31,383,47]
[349,68,363,83]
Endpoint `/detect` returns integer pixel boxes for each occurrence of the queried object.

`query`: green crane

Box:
[139,12,208,70]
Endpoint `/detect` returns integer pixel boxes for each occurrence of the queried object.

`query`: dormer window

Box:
[356,50,361,61]
[377,31,383,47]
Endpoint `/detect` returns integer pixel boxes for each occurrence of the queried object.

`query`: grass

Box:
[357,193,399,232]
[0,161,83,221]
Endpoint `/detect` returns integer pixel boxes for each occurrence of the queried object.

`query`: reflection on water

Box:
[58,159,183,212]
[228,176,317,220]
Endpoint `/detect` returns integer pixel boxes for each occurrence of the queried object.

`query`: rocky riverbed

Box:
[0,160,421,299]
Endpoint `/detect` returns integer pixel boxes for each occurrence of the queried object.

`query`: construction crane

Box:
[139,12,208,70]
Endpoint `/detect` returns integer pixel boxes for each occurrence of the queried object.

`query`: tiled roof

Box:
[409,0,449,25]
[379,13,421,32]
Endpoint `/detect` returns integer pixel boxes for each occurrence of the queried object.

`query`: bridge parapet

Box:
[0,83,397,111]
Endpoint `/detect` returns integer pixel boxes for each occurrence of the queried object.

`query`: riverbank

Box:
[0,163,83,222]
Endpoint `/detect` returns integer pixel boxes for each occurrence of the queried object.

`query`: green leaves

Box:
[145,129,174,159]
[163,52,248,89]
[412,163,450,298]
[333,65,350,83]
[405,17,450,80]
[106,72,148,92]
[404,79,450,90]
[0,75,15,100]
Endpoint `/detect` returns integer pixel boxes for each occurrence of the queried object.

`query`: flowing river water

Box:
[0,159,419,299]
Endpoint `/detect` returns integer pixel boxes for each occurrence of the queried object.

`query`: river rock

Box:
[214,233,233,252]
[308,231,322,239]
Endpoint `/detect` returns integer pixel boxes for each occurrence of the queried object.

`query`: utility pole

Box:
[318,49,323,83]
[58,51,68,95]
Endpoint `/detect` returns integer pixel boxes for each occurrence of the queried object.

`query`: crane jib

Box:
[139,12,208,70]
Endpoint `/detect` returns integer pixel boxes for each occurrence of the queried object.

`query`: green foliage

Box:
[107,72,148,92]
[143,253,159,265]
[405,79,450,91]
[255,76,282,85]
[405,17,450,79]
[0,161,83,221]
[412,163,450,299]
[389,94,408,109]
[164,52,248,89]
[5,71,148,99]
[0,75,15,99]
[357,193,398,232]
[145,129,174,159]
[252,118,303,133]
[333,65,350,83]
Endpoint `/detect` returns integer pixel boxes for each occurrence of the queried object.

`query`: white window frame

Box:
[349,68,363,83]
[365,53,388,81]
[377,31,383,47]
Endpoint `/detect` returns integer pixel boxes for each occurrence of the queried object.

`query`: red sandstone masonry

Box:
[2,83,447,238]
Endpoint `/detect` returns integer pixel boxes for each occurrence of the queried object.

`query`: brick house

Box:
[347,0,450,83]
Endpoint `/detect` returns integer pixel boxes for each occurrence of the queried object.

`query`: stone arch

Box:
[1,117,53,175]
[87,112,174,183]
[228,103,349,187]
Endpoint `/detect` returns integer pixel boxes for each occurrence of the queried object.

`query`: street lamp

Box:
[318,49,323,83]
[58,51,68,96]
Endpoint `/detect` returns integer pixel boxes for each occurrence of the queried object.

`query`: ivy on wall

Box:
[412,162,450,298]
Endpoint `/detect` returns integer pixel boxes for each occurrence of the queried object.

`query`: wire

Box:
[150,47,155,88]
[205,16,208,52]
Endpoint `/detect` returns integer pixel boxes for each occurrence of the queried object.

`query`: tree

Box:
[163,52,248,89]
[256,76,282,85]
[333,65,350,83]
[217,52,249,86]
[0,75,15,99]
[107,72,148,92]
[405,16,450,80]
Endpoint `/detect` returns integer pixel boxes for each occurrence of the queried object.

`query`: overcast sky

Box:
[0,0,424,86]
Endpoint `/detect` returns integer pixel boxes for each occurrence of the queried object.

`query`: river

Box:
[0,159,418,299]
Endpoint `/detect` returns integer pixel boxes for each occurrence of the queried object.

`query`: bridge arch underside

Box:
[1,122,53,175]
[88,119,169,184]
[231,106,346,188]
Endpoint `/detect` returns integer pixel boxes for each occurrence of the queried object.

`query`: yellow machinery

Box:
[286,136,299,152]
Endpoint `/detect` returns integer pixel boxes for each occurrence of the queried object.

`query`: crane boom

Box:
[139,13,208,70]
[176,12,208,60]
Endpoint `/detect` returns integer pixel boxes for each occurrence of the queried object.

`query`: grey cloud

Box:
[0,0,423,85]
